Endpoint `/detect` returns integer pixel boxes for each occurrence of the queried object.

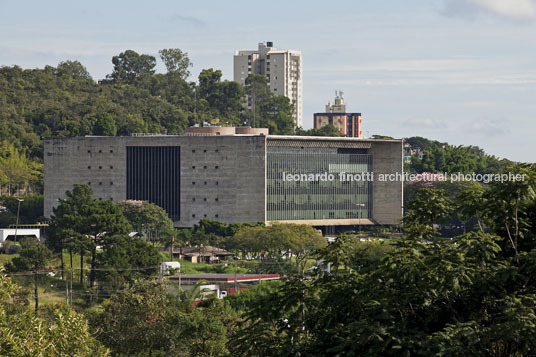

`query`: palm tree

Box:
[172,280,210,312]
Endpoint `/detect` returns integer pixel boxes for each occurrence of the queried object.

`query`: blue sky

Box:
[1,0,535,162]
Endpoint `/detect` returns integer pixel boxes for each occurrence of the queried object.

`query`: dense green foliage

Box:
[0,194,44,227]
[47,184,161,289]
[117,200,174,242]
[0,269,108,356]
[406,136,513,174]
[90,279,233,356]
[229,224,326,271]
[243,73,295,133]
[0,141,42,194]
[174,219,325,273]
[229,164,536,356]
[5,238,52,311]
[296,125,342,137]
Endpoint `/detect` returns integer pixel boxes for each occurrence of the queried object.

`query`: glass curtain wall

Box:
[267,147,372,221]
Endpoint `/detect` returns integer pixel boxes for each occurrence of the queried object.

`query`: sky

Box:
[1,0,535,162]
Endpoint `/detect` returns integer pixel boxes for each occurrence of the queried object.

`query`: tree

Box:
[91,279,171,355]
[159,48,192,79]
[296,125,342,137]
[96,235,162,288]
[243,74,295,133]
[117,200,174,245]
[48,184,131,288]
[0,194,44,224]
[403,188,452,240]
[198,68,222,95]
[48,184,93,284]
[110,50,156,83]
[258,95,295,135]
[91,113,117,136]
[456,182,487,232]
[173,299,231,356]
[5,238,52,311]
[267,223,326,273]
[228,223,326,272]
[56,60,92,79]
[481,164,536,256]
[86,199,132,287]
[244,74,269,128]
[0,141,42,195]
[197,68,244,121]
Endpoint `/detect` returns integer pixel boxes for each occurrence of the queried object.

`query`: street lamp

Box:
[14,198,24,242]
[356,203,365,233]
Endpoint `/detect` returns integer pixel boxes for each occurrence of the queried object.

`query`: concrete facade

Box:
[369,140,404,224]
[44,134,402,228]
[44,135,267,227]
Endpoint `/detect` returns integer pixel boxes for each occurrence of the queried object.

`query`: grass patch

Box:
[0,253,18,266]
[49,251,89,270]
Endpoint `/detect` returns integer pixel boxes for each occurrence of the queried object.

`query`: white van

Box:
[160,261,181,275]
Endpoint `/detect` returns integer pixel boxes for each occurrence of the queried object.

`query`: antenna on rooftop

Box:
[335,90,344,100]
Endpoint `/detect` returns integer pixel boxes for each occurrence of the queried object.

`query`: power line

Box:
[5,265,161,276]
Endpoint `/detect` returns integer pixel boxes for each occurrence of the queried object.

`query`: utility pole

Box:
[356,203,365,233]
[234,263,239,295]
[65,272,69,306]
[34,269,38,312]
[70,267,73,308]
[14,198,23,242]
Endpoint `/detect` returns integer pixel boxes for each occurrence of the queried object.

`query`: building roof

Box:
[314,112,361,116]
[0,229,41,243]
[267,135,403,143]
[174,246,233,257]
[168,273,280,283]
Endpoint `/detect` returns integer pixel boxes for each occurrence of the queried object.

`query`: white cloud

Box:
[465,117,510,136]
[313,58,484,73]
[443,0,536,21]
[404,117,446,128]
[472,0,536,19]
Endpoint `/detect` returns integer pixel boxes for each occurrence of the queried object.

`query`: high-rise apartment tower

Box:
[234,42,302,128]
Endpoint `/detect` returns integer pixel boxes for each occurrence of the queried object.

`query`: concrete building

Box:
[314,92,362,138]
[234,42,302,128]
[44,129,403,229]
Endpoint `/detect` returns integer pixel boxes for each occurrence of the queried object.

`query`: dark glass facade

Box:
[267,146,372,221]
[126,146,181,220]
